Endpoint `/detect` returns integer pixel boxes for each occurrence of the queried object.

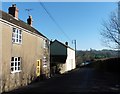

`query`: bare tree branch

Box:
[101,11,120,49]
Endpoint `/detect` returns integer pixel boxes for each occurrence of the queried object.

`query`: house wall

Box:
[0,21,2,93]
[66,48,76,71]
[50,41,75,74]
[1,20,50,92]
[50,41,67,74]
[60,48,76,74]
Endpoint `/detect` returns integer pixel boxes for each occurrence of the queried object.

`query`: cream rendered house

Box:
[50,40,76,74]
[0,4,50,93]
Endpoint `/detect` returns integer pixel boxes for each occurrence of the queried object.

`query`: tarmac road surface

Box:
[2,67,120,94]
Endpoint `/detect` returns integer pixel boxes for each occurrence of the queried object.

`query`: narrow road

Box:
[3,67,120,93]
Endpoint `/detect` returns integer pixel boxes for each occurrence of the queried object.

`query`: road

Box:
[3,67,120,94]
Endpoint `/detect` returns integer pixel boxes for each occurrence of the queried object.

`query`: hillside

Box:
[76,49,119,65]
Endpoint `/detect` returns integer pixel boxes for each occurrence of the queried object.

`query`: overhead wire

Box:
[38,1,72,42]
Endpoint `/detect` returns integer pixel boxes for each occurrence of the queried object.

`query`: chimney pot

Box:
[65,42,68,46]
[12,4,16,7]
[27,15,32,26]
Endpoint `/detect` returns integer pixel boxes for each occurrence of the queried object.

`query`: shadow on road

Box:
[2,67,120,94]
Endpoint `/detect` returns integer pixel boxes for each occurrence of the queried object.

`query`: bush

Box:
[92,58,120,73]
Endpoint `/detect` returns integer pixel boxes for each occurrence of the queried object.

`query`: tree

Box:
[101,11,120,50]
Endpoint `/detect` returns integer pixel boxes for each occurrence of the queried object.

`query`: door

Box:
[36,60,41,77]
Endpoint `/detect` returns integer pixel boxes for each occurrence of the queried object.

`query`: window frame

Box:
[11,57,21,73]
[42,56,47,68]
[12,28,22,44]
[43,40,48,48]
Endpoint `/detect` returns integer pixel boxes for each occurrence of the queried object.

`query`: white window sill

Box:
[11,70,22,74]
[12,42,22,45]
[43,65,47,68]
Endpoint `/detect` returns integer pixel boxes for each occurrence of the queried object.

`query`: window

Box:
[43,56,47,62]
[11,57,21,73]
[43,40,48,48]
[43,56,47,67]
[12,28,22,44]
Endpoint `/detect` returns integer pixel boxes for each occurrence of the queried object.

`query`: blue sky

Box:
[2,2,117,50]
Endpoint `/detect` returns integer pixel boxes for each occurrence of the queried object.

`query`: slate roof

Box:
[0,10,47,39]
[51,40,75,51]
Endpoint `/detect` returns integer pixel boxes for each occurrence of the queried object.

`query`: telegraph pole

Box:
[72,40,77,64]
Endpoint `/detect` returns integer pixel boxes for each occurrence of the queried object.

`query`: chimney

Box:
[65,42,68,46]
[8,4,19,19]
[27,15,32,26]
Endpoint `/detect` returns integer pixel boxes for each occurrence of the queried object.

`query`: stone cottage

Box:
[0,4,50,93]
